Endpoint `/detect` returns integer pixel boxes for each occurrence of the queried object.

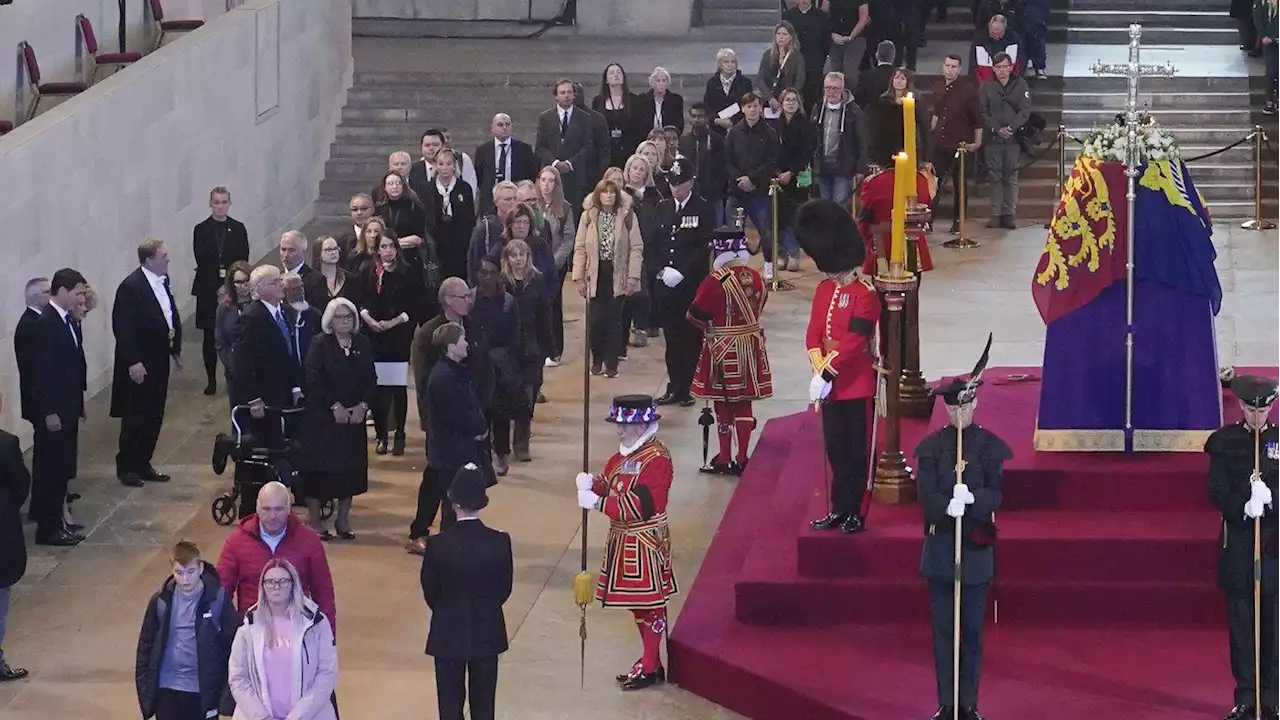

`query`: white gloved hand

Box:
[1250,477,1273,507]
[946,497,968,518]
[575,472,594,491]
[808,374,832,403]
[1245,496,1267,520]
[577,489,598,510]
[952,483,976,505]
[660,267,684,288]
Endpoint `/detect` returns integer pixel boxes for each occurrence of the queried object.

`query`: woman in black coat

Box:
[374,171,430,278]
[771,87,817,270]
[305,235,362,311]
[592,63,642,170]
[704,48,754,134]
[423,149,476,283]
[498,240,553,464]
[358,230,422,456]
[214,261,254,412]
[191,190,250,395]
[0,429,31,681]
[299,298,376,540]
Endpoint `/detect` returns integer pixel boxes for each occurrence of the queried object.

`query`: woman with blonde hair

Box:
[498,239,554,461]
[620,153,662,350]
[757,20,806,113]
[227,558,338,720]
[572,179,643,378]
[345,216,386,276]
[634,140,671,199]
[534,166,575,365]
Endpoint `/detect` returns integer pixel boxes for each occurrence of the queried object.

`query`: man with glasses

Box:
[976,50,1030,229]
[192,187,249,396]
[338,193,374,266]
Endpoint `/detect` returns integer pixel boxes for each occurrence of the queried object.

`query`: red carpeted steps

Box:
[668,367,1279,719]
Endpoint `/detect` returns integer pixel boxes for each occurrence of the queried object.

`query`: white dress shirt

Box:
[493,138,513,182]
[140,265,174,331]
[51,300,78,347]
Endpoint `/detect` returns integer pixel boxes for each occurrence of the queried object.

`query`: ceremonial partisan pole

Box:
[573,294,594,689]
[1253,421,1263,720]
[1089,24,1174,449]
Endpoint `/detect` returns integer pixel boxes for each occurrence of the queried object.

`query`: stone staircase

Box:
[1067,0,1237,45]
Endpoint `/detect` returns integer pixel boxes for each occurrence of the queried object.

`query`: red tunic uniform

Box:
[686,263,773,402]
[589,438,678,609]
[857,168,935,275]
[806,274,881,401]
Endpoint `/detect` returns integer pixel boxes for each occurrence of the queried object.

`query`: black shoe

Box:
[655,392,679,405]
[840,515,867,534]
[810,513,847,530]
[930,707,955,720]
[118,472,145,488]
[0,663,28,682]
[1000,216,1017,230]
[726,459,747,476]
[143,469,171,483]
[318,529,335,542]
[590,362,604,376]
[962,707,986,720]
[605,367,619,379]
[949,219,960,235]
[615,665,665,684]
[392,436,405,456]
[203,381,217,396]
[1224,706,1255,720]
[700,455,735,475]
[620,667,665,691]
[375,439,388,455]
[35,528,82,546]
[65,523,85,533]
[676,395,696,408]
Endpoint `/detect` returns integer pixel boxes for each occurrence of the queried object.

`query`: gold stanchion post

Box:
[1043,125,1067,230]
[768,179,795,291]
[1241,125,1276,231]
[943,143,979,249]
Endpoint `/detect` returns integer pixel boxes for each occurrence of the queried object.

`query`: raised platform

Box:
[668,366,1278,720]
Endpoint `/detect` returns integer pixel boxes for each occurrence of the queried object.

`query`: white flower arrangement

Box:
[1079,116,1181,164]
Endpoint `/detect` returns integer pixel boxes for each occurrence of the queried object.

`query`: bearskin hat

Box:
[794,198,865,273]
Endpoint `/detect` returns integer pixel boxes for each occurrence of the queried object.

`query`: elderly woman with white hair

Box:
[703,48,754,133]
[637,66,685,137]
[296,298,376,540]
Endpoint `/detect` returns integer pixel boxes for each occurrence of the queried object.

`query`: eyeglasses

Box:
[350,205,372,212]
[263,578,293,590]
[232,278,249,285]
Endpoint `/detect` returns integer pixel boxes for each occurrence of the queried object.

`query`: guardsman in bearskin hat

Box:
[794,198,881,534]
[915,335,1010,720]
[856,150,935,277]
[654,155,714,407]
[1206,375,1279,720]
[686,224,773,475]
[573,395,678,691]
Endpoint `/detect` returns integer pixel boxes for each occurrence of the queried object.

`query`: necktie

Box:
[274,310,294,358]
[497,142,508,181]
[560,111,569,140]
[64,312,78,347]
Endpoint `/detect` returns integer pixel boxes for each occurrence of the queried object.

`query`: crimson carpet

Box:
[668,366,1278,720]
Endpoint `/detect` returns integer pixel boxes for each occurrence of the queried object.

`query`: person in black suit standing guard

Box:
[30,268,88,546]
[535,79,596,208]
[475,113,537,213]
[111,239,182,488]
[192,187,250,396]
[0,391,32,682]
[421,462,512,720]
[15,277,51,432]
[232,265,304,442]
[653,156,712,407]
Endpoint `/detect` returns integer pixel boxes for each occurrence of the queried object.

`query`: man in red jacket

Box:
[216,481,337,633]
[795,199,881,535]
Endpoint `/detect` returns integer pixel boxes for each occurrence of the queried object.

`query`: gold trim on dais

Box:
[1132,429,1213,453]
[1033,428,1125,452]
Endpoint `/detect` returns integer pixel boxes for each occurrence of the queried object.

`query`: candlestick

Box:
[902,92,917,197]
[890,152,909,267]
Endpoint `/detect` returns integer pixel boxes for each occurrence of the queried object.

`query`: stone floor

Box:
[1,216,1274,718]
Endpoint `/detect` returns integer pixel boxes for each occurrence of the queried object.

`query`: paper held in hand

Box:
[717,103,741,120]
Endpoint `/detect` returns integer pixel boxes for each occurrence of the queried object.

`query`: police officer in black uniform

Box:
[653,155,712,407]
[1207,375,1279,720]
[914,336,1009,720]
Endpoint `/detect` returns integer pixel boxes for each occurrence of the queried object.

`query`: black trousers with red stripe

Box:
[821,397,871,517]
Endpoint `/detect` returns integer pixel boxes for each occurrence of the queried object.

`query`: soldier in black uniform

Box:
[653,155,713,407]
[914,336,1009,720]
[1207,375,1279,720]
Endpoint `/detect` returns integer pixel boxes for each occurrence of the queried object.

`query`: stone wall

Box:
[0,0,352,441]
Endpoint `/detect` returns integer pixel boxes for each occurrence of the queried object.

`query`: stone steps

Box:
[1066,10,1235,30]
[1067,26,1238,45]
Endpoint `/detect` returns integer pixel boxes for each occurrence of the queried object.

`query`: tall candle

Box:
[891,152,909,267]
[902,93,917,198]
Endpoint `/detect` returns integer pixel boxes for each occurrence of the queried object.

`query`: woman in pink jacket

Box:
[227,559,338,720]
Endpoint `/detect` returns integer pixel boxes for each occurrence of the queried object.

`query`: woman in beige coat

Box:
[571,178,643,378]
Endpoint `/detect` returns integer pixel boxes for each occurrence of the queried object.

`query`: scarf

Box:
[436,177,456,217]
[375,262,392,295]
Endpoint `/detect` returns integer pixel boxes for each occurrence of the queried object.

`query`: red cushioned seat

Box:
[160,19,204,31]
[0,121,13,135]
[95,51,144,63]
[38,81,89,94]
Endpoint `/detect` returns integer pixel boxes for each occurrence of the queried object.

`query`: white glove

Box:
[1245,496,1267,520]
[952,483,976,505]
[660,267,684,288]
[1250,476,1273,506]
[808,374,832,403]
[577,490,598,510]
[946,497,967,518]
[575,472,594,491]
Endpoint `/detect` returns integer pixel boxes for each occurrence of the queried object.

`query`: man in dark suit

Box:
[282,271,322,364]
[421,463,512,720]
[232,265,304,443]
[652,158,713,407]
[30,268,88,546]
[278,230,313,280]
[854,40,898,109]
[336,193,375,263]
[535,79,596,208]
[0,393,31,682]
[191,186,250,395]
[474,113,538,213]
[14,277,51,430]
[109,238,182,488]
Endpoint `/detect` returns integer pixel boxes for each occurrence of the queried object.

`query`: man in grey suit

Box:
[534,78,596,207]
[913,355,1010,720]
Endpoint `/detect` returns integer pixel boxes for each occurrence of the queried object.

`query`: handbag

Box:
[796,166,813,189]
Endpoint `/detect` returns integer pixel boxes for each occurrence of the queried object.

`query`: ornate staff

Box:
[1253,421,1262,720]
[572,292,593,689]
